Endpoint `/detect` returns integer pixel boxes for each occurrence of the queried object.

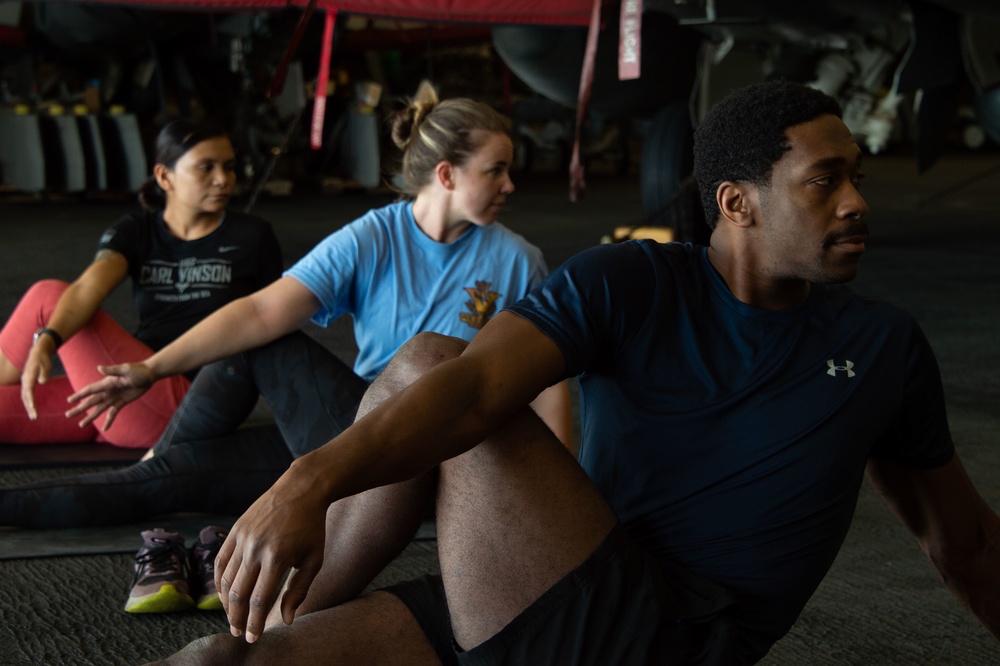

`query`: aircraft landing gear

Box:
[639,101,710,245]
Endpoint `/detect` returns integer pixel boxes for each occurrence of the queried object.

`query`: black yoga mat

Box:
[0,442,144,470]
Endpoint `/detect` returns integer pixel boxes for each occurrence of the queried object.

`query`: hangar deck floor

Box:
[1,154,998,664]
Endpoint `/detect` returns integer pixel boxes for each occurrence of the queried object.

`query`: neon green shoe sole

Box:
[124,584,195,613]
[196,592,224,611]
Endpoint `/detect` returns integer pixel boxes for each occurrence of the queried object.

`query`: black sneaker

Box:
[190,525,228,611]
[124,528,195,613]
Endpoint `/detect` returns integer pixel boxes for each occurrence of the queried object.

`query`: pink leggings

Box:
[0,280,189,448]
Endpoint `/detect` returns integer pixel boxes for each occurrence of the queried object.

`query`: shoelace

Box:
[195,547,216,576]
[134,542,189,579]
[193,532,226,572]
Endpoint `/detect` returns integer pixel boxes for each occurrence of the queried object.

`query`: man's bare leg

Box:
[435,389,617,649]
[154,592,439,666]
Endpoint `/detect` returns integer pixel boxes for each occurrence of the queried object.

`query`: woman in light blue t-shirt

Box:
[2,83,571,614]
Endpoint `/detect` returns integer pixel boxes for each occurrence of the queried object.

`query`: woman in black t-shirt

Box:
[0,119,282,448]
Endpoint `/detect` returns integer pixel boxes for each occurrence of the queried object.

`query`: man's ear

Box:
[716,181,754,228]
[153,164,172,192]
[435,161,455,191]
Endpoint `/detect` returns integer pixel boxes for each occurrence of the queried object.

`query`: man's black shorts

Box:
[381,524,740,665]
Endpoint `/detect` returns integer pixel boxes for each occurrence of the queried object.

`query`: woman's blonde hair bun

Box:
[391,79,440,151]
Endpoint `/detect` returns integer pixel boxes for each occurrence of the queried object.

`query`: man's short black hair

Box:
[693,80,843,229]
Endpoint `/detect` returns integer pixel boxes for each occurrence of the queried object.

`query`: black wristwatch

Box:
[33,327,64,350]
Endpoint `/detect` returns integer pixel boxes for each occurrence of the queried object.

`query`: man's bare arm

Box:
[867,455,1000,638]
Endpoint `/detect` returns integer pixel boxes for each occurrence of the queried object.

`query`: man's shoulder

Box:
[561,240,701,278]
[581,238,699,260]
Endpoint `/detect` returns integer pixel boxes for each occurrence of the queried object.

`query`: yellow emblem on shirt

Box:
[460,281,500,329]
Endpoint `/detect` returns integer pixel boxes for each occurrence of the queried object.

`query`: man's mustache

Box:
[824,222,869,246]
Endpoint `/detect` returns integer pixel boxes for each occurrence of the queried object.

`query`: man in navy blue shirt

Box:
[151,81,1000,665]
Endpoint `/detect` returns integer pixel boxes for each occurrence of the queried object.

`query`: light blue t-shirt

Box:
[286,200,547,381]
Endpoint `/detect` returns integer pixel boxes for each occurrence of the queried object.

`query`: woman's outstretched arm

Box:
[66,276,321,430]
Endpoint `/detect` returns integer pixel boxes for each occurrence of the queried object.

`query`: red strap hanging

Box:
[311,8,338,149]
[568,0,603,202]
[618,0,642,80]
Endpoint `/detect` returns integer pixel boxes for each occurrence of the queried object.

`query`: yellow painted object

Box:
[609,226,674,244]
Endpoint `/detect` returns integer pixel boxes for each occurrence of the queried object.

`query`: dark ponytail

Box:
[137,176,166,211]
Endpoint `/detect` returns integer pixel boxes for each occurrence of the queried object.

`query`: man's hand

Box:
[65,362,157,430]
[21,339,57,420]
[215,463,330,643]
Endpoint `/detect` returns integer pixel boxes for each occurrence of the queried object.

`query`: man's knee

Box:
[359,333,467,417]
[151,632,251,665]
[389,332,467,379]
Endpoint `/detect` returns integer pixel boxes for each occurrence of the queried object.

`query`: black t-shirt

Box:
[97,210,283,351]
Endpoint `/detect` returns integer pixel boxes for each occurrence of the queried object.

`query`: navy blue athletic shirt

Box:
[509,241,953,662]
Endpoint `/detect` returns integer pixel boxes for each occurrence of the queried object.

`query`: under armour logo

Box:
[827,359,855,377]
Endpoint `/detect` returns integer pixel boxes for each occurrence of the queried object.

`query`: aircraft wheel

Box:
[640,102,698,241]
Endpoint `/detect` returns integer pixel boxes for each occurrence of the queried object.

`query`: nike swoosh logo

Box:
[218,246,240,253]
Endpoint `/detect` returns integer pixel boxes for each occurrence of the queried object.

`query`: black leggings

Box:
[0,332,368,528]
